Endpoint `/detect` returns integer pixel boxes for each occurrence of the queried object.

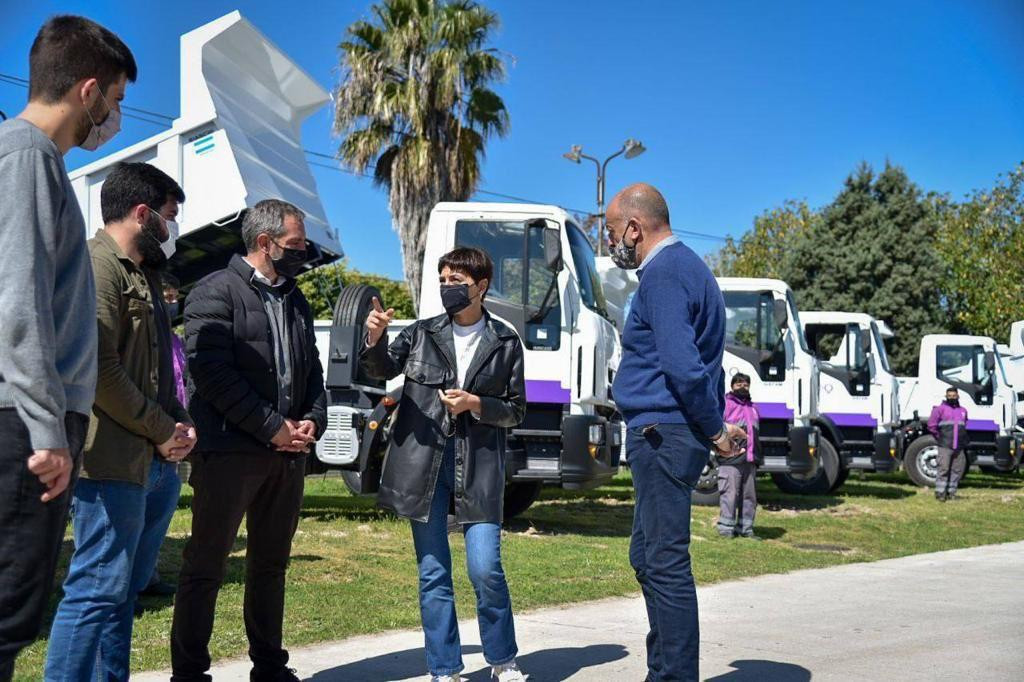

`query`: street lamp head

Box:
[563,144,583,163]
[623,138,646,160]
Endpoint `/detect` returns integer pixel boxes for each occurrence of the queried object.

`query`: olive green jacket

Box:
[83,230,189,485]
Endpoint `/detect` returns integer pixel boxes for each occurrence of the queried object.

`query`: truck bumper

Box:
[508,414,619,490]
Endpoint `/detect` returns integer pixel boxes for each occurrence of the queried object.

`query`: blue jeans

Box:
[410,440,517,676]
[45,457,181,681]
[628,423,708,682]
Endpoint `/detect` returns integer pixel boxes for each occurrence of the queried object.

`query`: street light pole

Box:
[563,138,646,255]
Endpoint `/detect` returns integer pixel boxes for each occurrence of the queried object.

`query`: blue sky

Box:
[2,0,1022,280]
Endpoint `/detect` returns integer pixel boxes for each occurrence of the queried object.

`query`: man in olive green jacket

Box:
[46,162,197,680]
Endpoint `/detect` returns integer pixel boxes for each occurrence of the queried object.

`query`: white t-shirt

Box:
[452,317,486,388]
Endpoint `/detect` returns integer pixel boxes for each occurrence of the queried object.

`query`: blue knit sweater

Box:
[612,239,726,437]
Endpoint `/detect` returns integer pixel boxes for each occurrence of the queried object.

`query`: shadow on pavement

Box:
[705,658,812,681]
[306,643,629,681]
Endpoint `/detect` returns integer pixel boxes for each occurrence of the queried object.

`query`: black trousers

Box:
[170,451,305,682]
[0,409,87,682]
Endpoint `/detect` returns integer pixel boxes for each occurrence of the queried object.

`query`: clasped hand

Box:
[438,389,481,416]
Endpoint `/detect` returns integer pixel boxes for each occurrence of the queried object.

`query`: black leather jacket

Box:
[360,311,526,523]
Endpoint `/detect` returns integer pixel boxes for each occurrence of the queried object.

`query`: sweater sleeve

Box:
[644,267,724,438]
[926,405,941,438]
[0,148,69,449]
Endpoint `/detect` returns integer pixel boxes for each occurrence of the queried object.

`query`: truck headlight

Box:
[588,424,606,445]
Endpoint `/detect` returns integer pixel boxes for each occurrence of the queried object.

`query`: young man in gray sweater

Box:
[0,16,134,681]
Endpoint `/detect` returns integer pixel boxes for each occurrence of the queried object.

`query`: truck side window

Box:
[724,290,786,382]
[936,344,993,405]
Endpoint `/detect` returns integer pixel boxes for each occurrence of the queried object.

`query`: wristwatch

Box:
[711,427,730,448]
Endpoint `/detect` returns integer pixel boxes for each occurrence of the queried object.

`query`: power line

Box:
[0,71,728,242]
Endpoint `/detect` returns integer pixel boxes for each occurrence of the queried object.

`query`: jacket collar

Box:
[228,253,297,294]
[424,308,514,386]
[93,228,139,270]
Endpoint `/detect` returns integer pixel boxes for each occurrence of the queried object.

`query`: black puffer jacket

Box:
[361,311,526,523]
[184,254,326,456]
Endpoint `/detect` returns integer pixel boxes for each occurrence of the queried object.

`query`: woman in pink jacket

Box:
[718,373,760,538]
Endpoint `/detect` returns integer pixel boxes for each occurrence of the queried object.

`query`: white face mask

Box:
[161,218,179,260]
[80,91,121,152]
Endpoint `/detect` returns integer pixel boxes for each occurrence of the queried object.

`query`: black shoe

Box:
[251,667,300,682]
[935,491,947,502]
[717,529,736,538]
[139,580,177,597]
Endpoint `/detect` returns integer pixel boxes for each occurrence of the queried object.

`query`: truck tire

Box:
[771,438,840,495]
[341,470,372,497]
[903,435,939,488]
[333,283,383,328]
[692,457,721,507]
[829,467,851,492]
[503,482,542,519]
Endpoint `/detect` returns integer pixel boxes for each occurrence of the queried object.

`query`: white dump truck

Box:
[597,270,820,503]
[997,320,1024,406]
[801,312,901,482]
[311,203,623,518]
[899,334,1020,486]
[68,11,343,291]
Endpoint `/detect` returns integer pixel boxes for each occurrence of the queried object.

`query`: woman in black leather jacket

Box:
[360,247,527,682]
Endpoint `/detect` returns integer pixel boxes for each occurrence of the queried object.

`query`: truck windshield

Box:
[723,290,786,381]
[936,344,994,404]
[565,222,608,317]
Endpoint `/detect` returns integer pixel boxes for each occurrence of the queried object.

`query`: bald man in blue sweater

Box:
[609,183,743,682]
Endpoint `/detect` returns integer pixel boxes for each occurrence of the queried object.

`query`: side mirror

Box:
[985,350,996,371]
[772,299,788,329]
[860,328,872,353]
[543,227,563,272]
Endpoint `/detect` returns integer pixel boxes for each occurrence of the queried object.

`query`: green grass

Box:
[13,468,1024,679]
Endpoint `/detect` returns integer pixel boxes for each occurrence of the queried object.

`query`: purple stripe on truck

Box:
[966,419,999,432]
[755,402,794,420]
[825,412,878,428]
[526,380,571,404]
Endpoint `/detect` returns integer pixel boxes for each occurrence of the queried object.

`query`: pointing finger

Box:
[371,297,384,313]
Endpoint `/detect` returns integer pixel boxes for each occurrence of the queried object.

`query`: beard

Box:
[135,213,168,270]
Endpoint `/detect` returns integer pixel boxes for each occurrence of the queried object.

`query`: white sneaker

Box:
[492,660,527,681]
[431,675,461,682]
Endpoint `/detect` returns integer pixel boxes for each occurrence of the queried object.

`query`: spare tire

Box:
[332,284,384,385]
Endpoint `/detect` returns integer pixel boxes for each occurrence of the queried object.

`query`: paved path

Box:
[138,541,1024,681]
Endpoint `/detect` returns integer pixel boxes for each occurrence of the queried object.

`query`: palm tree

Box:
[334,0,509,310]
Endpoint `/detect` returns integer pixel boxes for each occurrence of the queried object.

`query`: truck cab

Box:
[314,203,623,518]
[802,312,900,480]
[899,334,1020,486]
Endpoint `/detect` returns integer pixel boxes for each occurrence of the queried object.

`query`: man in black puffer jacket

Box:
[171,199,326,682]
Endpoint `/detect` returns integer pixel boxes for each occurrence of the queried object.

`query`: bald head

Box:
[605,183,673,267]
[612,183,670,230]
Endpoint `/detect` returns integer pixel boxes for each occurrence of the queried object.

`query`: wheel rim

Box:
[917,445,939,482]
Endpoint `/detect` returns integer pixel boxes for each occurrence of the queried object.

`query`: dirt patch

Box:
[790,542,857,556]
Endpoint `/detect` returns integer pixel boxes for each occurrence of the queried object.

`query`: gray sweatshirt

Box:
[0,118,98,449]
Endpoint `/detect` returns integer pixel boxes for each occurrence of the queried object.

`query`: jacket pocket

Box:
[473,371,509,396]
[403,360,448,386]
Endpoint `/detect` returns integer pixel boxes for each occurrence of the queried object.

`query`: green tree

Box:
[299,261,416,320]
[707,200,815,278]
[333,0,509,311]
[785,163,948,373]
[934,162,1024,340]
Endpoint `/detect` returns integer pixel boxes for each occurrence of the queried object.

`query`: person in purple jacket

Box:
[927,387,969,501]
[717,373,760,538]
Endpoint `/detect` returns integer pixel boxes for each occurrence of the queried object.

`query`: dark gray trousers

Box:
[717,460,757,535]
[936,447,966,495]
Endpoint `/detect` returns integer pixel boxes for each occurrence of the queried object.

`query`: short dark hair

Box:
[101,162,184,225]
[945,387,959,394]
[241,199,305,252]
[732,373,751,387]
[29,15,136,103]
[438,247,493,291]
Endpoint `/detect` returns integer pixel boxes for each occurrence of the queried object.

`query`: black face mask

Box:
[946,398,960,408]
[440,284,473,316]
[733,388,750,401]
[136,212,168,271]
[269,240,307,279]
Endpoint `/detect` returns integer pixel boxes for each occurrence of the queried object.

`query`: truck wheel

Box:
[503,482,542,519]
[692,457,721,507]
[829,467,851,492]
[903,436,939,488]
[341,470,374,497]
[771,438,840,495]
